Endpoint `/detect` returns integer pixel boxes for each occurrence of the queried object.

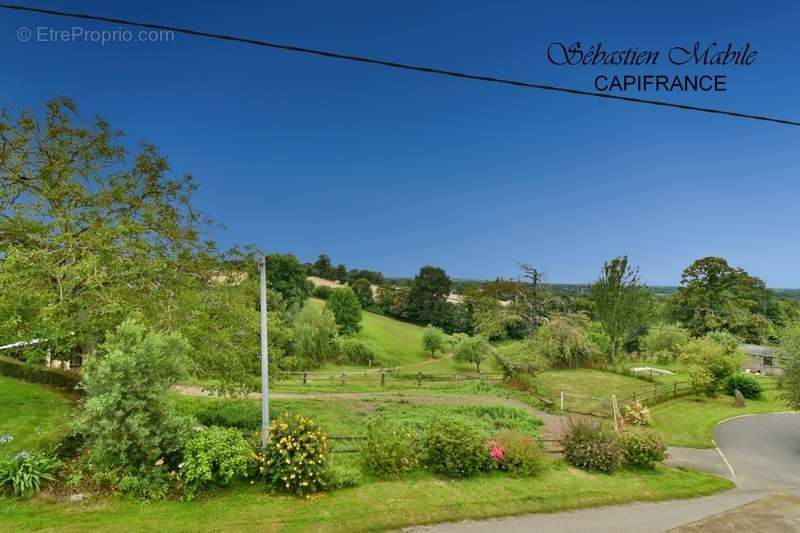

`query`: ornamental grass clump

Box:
[0,452,61,498]
[259,414,329,495]
[562,417,623,473]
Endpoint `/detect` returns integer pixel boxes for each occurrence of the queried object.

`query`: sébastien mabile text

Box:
[547,41,757,93]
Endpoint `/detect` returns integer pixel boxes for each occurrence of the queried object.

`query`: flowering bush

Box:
[424,419,486,478]
[258,414,329,495]
[361,417,421,477]
[490,446,505,462]
[621,401,652,426]
[562,417,623,473]
[0,452,60,498]
[491,430,546,477]
[180,426,254,497]
[620,428,667,468]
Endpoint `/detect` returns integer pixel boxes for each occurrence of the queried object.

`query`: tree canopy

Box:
[589,256,652,363]
[669,256,777,343]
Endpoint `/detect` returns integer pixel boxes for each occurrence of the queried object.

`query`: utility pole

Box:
[259,254,270,449]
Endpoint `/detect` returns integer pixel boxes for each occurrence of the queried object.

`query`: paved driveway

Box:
[409,413,800,533]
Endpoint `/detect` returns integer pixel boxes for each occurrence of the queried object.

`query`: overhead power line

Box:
[2,3,799,128]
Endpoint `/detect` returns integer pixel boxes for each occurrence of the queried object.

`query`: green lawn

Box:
[0,376,74,460]
[0,466,731,532]
[651,386,790,448]
[535,368,662,411]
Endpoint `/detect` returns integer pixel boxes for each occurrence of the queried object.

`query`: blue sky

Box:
[2,1,798,286]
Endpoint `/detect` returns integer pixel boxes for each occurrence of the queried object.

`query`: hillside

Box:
[306,298,478,372]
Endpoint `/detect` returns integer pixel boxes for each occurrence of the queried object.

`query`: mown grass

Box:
[0,466,732,532]
[0,376,74,460]
[651,384,789,448]
[535,368,658,403]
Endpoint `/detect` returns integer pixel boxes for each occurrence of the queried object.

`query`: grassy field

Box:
[0,466,732,532]
[0,376,74,460]
[308,298,489,373]
[651,385,789,448]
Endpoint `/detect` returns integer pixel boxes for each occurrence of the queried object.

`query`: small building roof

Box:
[741,344,776,357]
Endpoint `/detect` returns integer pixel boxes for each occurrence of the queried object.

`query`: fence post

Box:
[653,385,657,403]
[303,371,308,385]
[673,382,677,398]
[632,391,637,403]
[560,391,564,411]
[341,372,346,385]
[380,372,385,386]
[417,371,422,387]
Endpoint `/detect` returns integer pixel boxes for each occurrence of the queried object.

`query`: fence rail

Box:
[275,370,504,387]
[560,380,696,418]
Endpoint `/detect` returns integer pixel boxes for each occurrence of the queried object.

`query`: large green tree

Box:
[407,266,451,325]
[0,98,207,359]
[589,256,652,364]
[0,99,292,393]
[669,257,777,342]
[326,287,362,334]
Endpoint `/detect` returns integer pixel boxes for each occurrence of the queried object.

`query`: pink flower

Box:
[490,446,505,461]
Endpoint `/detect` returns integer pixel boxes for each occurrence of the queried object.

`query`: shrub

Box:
[0,452,60,498]
[620,428,666,468]
[77,320,192,476]
[326,288,362,334]
[313,285,333,300]
[640,325,689,363]
[724,373,763,399]
[423,419,486,478]
[325,463,362,489]
[621,401,651,426]
[680,335,741,396]
[259,414,329,495]
[491,430,546,477]
[562,417,623,473]
[78,321,191,472]
[494,339,549,379]
[361,417,421,477]
[335,338,375,366]
[180,427,254,497]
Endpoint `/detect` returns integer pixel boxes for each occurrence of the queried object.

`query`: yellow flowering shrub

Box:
[257,414,329,495]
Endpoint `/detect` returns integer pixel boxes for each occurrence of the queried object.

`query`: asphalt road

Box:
[713,412,800,490]
[409,412,800,533]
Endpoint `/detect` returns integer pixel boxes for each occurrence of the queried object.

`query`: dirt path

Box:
[174,385,567,440]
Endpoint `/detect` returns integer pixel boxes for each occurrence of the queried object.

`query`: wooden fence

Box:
[275,370,504,387]
[560,380,696,418]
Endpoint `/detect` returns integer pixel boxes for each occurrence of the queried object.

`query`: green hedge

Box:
[0,355,81,390]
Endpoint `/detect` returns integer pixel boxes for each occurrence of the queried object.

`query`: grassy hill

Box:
[307,298,478,373]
